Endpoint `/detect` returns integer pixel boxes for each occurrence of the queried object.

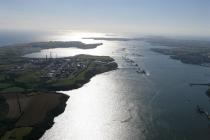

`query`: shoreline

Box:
[23,92,69,140]
[0,41,118,140]
[0,92,69,140]
[0,66,118,140]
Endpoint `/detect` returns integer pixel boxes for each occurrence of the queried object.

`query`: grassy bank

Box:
[0,41,118,140]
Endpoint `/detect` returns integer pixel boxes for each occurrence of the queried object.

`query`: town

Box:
[0,54,117,94]
[9,57,87,79]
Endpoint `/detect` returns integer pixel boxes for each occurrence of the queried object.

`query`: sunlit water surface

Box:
[38,38,210,140]
[1,31,210,140]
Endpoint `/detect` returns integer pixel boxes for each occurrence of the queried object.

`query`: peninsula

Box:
[0,41,117,140]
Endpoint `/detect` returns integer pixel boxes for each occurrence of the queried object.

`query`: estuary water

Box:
[1,32,210,140]
[38,40,210,140]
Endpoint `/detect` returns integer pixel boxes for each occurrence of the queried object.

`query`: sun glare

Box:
[53,31,105,44]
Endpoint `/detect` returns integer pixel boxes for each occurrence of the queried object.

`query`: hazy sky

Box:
[0,0,210,36]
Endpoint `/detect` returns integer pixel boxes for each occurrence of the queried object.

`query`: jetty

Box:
[190,83,210,87]
[197,105,210,120]
[136,68,146,74]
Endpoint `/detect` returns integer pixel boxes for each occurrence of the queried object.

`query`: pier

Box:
[189,83,210,87]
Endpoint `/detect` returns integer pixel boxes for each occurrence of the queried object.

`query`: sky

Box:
[0,0,210,37]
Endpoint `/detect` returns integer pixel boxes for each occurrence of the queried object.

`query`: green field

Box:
[0,41,117,140]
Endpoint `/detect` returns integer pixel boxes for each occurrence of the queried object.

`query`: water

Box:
[1,31,210,140]
[40,40,210,140]
[0,31,52,46]
[0,31,102,46]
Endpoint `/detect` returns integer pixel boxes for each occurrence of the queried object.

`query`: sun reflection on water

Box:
[37,33,147,140]
[52,31,105,44]
[41,72,147,140]
[32,31,150,140]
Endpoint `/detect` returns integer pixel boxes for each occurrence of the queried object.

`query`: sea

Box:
[1,31,210,140]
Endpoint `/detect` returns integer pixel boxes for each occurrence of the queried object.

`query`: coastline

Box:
[0,41,118,140]
[0,64,118,140]
[0,92,69,140]
[25,65,118,140]
[23,92,69,140]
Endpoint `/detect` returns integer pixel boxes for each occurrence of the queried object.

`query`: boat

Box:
[197,105,205,114]
[136,68,146,74]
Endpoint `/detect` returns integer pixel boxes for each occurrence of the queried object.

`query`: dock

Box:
[190,83,210,87]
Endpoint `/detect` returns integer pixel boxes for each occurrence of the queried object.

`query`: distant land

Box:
[85,36,210,98]
[0,41,117,140]
[85,36,210,66]
[146,37,210,102]
[83,37,133,41]
[147,37,210,66]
